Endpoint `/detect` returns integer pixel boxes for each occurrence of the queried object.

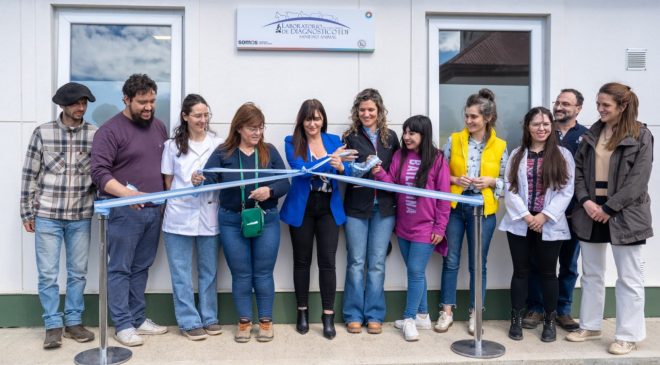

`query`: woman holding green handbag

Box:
[194,102,289,343]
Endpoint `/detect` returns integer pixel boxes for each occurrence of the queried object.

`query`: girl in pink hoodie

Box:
[373,115,451,341]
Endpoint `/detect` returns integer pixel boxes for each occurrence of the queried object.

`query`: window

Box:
[428,16,546,150]
[57,9,183,132]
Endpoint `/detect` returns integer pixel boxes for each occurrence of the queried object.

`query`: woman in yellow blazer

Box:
[435,89,508,335]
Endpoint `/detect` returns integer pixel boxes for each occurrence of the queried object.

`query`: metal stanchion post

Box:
[451,205,505,359]
[74,213,132,365]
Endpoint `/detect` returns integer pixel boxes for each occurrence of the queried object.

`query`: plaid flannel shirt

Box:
[20,117,97,222]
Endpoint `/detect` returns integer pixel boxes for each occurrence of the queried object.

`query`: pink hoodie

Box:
[374,150,451,254]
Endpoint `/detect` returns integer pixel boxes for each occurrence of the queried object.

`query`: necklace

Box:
[239,146,255,155]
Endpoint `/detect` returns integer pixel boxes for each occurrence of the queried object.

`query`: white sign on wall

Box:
[236,7,375,52]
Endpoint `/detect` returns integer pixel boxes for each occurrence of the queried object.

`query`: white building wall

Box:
[2,0,658,294]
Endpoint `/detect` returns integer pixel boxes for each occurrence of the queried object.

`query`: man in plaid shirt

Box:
[20,82,97,349]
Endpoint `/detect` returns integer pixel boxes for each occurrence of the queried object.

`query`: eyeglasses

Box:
[245,125,266,133]
[553,101,577,108]
[529,122,551,130]
[189,112,212,120]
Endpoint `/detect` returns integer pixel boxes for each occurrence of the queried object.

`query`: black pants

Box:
[507,230,562,312]
[289,191,339,310]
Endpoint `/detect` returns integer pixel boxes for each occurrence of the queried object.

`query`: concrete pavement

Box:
[1,318,659,364]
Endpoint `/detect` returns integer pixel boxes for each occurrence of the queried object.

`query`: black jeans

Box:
[289,191,339,311]
[507,230,562,312]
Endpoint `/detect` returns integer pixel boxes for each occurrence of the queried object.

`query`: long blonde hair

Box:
[343,88,392,147]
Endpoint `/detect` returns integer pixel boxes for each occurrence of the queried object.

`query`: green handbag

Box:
[239,149,264,238]
[241,205,264,238]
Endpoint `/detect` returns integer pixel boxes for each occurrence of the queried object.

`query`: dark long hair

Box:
[172,94,210,157]
[292,99,328,160]
[397,115,442,189]
[598,82,641,150]
[343,88,392,147]
[219,102,270,168]
[508,107,569,193]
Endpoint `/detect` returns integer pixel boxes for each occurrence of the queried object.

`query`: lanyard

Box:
[238,149,259,209]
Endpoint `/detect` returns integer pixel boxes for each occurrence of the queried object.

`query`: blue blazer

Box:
[280,133,350,227]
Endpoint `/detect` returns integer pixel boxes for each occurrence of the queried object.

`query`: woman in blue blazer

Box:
[280,99,352,340]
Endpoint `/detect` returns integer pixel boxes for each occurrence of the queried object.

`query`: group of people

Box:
[21,72,652,357]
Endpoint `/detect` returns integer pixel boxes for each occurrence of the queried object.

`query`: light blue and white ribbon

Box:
[94,154,482,215]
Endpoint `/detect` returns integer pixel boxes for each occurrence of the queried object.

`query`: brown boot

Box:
[556,314,579,331]
[367,322,382,334]
[64,325,95,342]
[204,323,223,336]
[257,320,274,342]
[234,320,252,343]
[346,322,362,334]
[43,328,63,349]
[522,311,543,329]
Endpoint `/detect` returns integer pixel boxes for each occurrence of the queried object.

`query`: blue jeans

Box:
[35,217,91,329]
[440,202,497,310]
[163,232,220,330]
[398,237,434,319]
[107,206,162,332]
[219,208,280,321]
[343,206,395,324]
[527,229,580,315]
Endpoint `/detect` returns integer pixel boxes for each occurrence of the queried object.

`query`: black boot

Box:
[296,308,309,334]
[541,311,557,342]
[321,313,336,340]
[508,309,524,340]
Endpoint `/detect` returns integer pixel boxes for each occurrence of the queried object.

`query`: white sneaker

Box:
[394,314,432,330]
[114,328,143,347]
[402,318,419,342]
[468,311,484,335]
[137,318,168,335]
[434,311,453,333]
[608,340,636,355]
[415,313,432,330]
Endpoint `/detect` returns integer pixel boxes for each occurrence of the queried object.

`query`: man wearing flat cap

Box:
[20,82,97,349]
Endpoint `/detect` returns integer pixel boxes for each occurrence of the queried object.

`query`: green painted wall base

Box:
[1,288,658,328]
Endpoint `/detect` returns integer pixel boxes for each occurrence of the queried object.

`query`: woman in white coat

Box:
[499,106,574,343]
[161,94,222,340]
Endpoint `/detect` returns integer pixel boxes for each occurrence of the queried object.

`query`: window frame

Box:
[427,15,546,145]
[56,8,183,134]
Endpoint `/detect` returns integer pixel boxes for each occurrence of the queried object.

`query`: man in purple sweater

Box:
[91,74,168,347]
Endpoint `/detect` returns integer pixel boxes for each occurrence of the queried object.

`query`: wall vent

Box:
[626,48,647,71]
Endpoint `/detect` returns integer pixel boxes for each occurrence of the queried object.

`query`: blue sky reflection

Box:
[70,24,172,128]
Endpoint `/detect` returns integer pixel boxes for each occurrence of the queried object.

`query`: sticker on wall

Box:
[236,7,375,52]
